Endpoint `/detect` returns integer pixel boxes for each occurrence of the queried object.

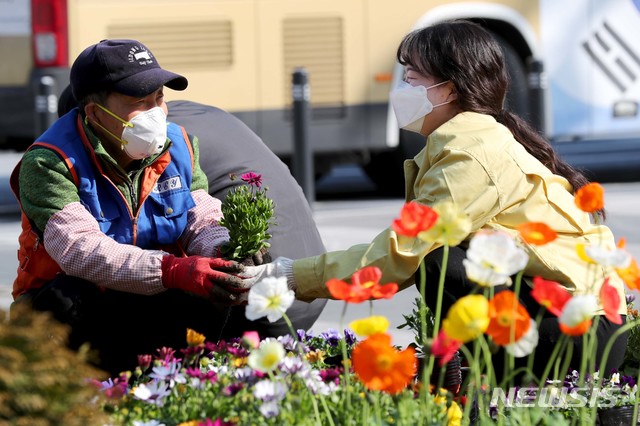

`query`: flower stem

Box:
[339,301,352,413]
[282,310,336,426]
[319,392,336,426]
[310,395,323,426]
[506,270,525,388]
[422,244,449,403]
[539,334,568,386]
[281,311,304,357]
[431,244,449,339]
[526,308,545,377]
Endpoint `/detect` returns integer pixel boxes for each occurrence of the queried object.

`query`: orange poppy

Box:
[616,257,640,291]
[599,278,622,325]
[486,291,531,345]
[574,182,604,213]
[392,201,438,237]
[352,333,416,394]
[517,222,557,245]
[530,276,572,316]
[326,266,398,303]
[559,320,592,336]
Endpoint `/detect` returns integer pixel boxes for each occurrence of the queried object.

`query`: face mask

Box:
[390,80,451,134]
[93,104,168,159]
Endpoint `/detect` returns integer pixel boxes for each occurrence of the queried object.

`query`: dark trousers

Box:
[419,246,628,384]
[15,275,326,377]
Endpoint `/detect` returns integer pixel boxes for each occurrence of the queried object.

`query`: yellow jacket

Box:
[293,112,626,314]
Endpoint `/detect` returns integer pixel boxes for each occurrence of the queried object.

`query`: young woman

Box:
[247,20,628,381]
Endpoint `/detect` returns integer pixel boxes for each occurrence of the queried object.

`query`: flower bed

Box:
[96,183,640,424]
[5,181,640,425]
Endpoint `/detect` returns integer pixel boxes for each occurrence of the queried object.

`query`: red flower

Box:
[326,278,370,303]
[531,276,571,317]
[517,222,557,245]
[352,266,399,300]
[392,202,438,237]
[326,266,398,303]
[431,329,462,366]
[600,278,622,325]
[574,182,604,213]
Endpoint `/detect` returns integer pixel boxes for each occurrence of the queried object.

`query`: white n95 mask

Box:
[120,107,168,159]
[94,104,168,160]
[389,80,451,134]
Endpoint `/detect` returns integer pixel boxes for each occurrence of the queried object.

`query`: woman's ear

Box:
[446,82,458,101]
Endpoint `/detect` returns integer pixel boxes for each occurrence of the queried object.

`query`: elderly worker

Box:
[11,39,253,376]
[57,85,329,355]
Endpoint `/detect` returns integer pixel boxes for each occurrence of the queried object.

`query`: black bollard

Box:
[35,75,58,136]
[291,68,315,205]
[527,58,547,135]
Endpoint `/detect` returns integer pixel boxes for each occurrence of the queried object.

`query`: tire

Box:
[364,130,425,197]
[492,32,529,118]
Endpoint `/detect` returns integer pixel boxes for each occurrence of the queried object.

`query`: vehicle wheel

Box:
[364,129,425,197]
[492,32,529,118]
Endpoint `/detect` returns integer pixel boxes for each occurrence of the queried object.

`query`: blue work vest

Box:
[28,110,196,249]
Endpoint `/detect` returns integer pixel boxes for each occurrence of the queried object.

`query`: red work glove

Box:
[161,255,250,302]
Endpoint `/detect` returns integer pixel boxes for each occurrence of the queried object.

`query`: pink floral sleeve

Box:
[44,202,166,295]
[178,189,230,257]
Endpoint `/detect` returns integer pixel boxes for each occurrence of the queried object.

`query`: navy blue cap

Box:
[70,39,188,100]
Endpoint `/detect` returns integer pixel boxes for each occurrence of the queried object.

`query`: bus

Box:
[2,0,640,193]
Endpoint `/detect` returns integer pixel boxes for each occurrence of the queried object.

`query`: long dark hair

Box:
[396,20,591,195]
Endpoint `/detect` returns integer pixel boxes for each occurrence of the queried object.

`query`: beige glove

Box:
[242,257,297,292]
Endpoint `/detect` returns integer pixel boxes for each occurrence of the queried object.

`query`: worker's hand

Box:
[161,255,254,304]
[242,257,296,291]
[241,248,272,266]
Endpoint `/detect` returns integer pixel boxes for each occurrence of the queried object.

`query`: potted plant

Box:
[219,172,275,265]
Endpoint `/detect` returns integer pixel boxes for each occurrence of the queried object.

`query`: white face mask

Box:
[94,104,168,159]
[390,80,451,134]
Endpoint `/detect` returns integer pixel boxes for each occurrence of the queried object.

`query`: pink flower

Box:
[137,354,152,370]
[431,329,462,366]
[198,418,236,426]
[241,172,263,187]
[242,330,261,349]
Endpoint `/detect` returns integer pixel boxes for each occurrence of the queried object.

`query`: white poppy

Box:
[505,319,539,358]
[558,295,598,327]
[463,230,529,287]
[246,276,295,323]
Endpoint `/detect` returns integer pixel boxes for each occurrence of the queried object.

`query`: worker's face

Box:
[91,88,169,140]
[83,87,170,164]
